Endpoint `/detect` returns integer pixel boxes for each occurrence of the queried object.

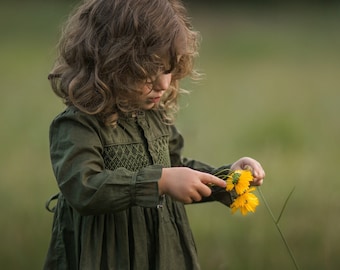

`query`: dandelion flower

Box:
[226,169,253,195]
[231,187,259,215]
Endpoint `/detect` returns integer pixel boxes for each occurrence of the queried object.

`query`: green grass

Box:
[1,2,339,269]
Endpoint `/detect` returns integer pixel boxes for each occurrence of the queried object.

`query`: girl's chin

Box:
[140,102,156,110]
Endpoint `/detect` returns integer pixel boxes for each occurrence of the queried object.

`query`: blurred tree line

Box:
[2,0,339,4]
[183,0,340,8]
[186,0,339,3]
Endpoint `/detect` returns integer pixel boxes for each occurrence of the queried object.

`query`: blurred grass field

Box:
[1,2,339,269]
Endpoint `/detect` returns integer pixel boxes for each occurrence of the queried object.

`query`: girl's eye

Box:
[158,60,174,74]
[145,79,153,86]
[161,63,175,74]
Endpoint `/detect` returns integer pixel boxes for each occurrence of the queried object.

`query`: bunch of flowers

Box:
[214,168,259,215]
[213,167,300,269]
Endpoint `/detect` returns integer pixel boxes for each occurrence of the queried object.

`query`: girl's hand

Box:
[230,157,265,186]
[158,167,226,204]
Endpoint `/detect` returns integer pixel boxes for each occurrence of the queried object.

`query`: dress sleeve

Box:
[168,125,215,172]
[49,109,161,216]
[168,125,233,206]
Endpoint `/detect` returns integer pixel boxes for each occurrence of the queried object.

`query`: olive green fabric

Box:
[44,107,230,270]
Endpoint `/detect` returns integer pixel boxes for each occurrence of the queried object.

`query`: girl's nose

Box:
[152,73,172,91]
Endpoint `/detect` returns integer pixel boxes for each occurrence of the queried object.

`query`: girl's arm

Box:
[168,125,233,205]
[167,125,265,205]
[168,125,216,171]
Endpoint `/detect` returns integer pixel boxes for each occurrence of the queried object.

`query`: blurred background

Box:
[1,0,339,269]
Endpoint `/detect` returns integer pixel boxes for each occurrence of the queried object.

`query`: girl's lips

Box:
[149,97,161,103]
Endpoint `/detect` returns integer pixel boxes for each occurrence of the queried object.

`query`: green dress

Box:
[44,106,231,270]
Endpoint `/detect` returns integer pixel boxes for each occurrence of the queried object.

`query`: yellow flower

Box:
[230,187,259,215]
[226,169,253,195]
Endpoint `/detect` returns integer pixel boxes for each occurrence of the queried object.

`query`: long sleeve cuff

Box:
[134,165,163,208]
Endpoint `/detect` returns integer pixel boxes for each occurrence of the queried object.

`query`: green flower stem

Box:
[277,187,296,224]
[258,187,300,270]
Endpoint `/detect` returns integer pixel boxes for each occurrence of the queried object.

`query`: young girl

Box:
[44,0,265,269]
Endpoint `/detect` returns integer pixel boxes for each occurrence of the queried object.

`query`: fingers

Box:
[183,173,223,203]
[249,162,265,185]
[253,178,264,186]
[247,164,265,183]
[232,157,265,186]
[189,173,226,202]
[200,173,226,188]
[180,187,207,204]
[249,162,265,179]
[189,190,205,202]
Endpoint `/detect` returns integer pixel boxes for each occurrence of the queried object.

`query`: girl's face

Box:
[139,72,172,110]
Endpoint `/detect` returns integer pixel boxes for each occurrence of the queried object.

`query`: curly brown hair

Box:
[49,0,200,126]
